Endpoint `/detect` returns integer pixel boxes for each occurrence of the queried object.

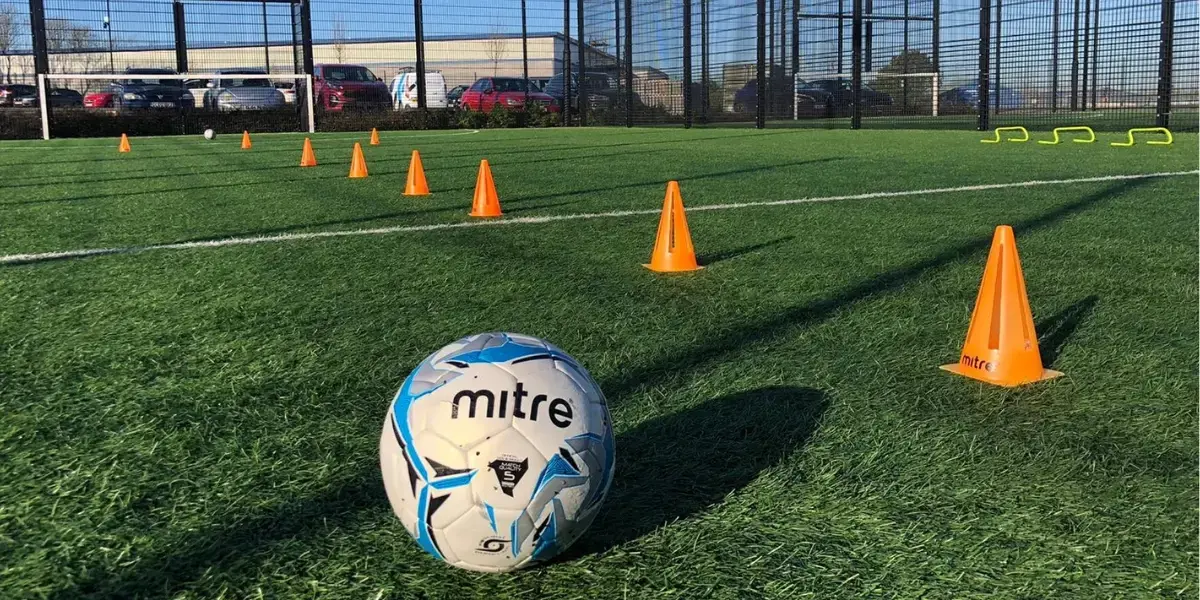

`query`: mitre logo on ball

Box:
[380,332,615,573]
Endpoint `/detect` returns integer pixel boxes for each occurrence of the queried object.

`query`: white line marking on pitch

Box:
[1,170,1195,266]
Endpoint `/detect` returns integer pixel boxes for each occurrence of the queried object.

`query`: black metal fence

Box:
[0,0,1194,139]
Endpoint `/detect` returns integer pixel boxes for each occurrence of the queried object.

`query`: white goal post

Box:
[38,72,316,140]
[793,71,940,119]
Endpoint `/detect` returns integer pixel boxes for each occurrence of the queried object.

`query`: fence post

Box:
[850,0,862,129]
[563,0,572,125]
[522,0,530,113]
[173,1,188,74]
[577,0,587,124]
[993,0,1000,112]
[299,0,314,75]
[683,0,692,127]
[756,0,766,128]
[701,0,709,123]
[414,0,427,109]
[1155,0,1175,127]
[1089,0,1098,109]
[625,0,633,126]
[932,0,940,74]
[977,0,990,131]
[1070,0,1079,110]
[28,0,48,76]
[1051,0,1059,112]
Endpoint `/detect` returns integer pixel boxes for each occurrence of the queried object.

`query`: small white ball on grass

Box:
[204,129,215,140]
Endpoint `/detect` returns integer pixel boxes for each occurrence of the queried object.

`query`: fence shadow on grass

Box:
[47,178,1148,599]
[698,236,796,267]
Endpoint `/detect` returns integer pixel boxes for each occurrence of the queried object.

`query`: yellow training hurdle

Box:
[981,126,1030,144]
[1110,127,1173,147]
[1038,126,1096,145]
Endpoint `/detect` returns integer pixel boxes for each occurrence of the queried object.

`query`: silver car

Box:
[203,70,285,111]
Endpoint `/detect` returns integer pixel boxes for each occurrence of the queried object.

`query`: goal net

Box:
[38,72,315,140]
[793,71,940,119]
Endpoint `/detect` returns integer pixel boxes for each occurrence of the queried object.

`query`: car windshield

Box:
[222,76,272,88]
[121,78,182,87]
[492,79,531,92]
[324,66,377,82]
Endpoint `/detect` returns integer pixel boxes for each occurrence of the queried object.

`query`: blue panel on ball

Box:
[531,500,560,561]
[485,503,497,533]
[445,333,576,366]
[530,452,582,500]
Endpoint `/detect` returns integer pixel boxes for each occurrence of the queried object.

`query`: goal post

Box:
[794,71,940,119]
[39,72,315,140]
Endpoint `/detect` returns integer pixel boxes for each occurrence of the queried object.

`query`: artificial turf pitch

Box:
[0,128,1196,599]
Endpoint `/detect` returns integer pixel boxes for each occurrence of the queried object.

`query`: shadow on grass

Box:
[567,386,826,557]
[1035,295,1099,368]
[47,179,1147,598]
[699,236,796,266]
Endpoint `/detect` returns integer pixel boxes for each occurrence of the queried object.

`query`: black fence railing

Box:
[0,0,1194,139]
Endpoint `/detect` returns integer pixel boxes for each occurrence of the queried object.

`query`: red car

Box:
[310,64,390,111]
[460,77,559,112]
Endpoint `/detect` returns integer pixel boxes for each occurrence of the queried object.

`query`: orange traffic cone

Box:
[118,134,131,153]
[370,128,381,146]
[348,142,368,178]
[469,160,502,217]
[941,225,1063,387]
[300,137,318,167]
[643,181,702,273]
[241,130,252,150]
[404,150,430,196]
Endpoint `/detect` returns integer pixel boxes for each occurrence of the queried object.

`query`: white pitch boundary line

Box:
[2,170,1195,266]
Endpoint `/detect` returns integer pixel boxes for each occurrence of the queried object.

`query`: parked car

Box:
[12,87,83,108]
[459,77,559,112]
[183,78,211,108]
[390,70,449,109]
[542,71,623,111]
[202,69,286,111]
[83,68,194,111]
[306,64,390,111]
[446,84,468,108]
[275,81,297,104]
[804,78,893,112]
[0,84,37,107]
[940,82,1023,111]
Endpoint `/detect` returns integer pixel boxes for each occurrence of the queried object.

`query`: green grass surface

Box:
[1,128,1196,599]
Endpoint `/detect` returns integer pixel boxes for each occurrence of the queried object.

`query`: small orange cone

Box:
[118,134,131,153]
[300,137,318,167]
[370,128,381,146]
[941,225,1063,387]
[643,181,702,273]
[241,130,252,150]
[469,160,502,217]
[348,142,368,178]
[403,150,430,196]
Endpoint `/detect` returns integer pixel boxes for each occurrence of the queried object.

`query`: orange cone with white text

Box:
[370,128,381,146]
[468,160,502,217]
[643,181,702,273]
[300,137,318,167]
[118,134,131,153]
[241,130,252,150]
[348,142,368,178]
[404,150,430,196]
[940,225,1063,387]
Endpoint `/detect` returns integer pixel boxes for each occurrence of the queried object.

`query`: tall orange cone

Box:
[348,142,369,178]
[469,160,502,217]
[299,137,318,167]
[643,181,702,273]
[241,130,252,150]
[403,150,430,196]
[118,134,131,153]
[941,225,1063,387]
[370,128,381,146]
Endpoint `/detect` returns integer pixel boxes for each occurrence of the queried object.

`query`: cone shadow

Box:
[1035,295,1099,368]
[698,236,796,266]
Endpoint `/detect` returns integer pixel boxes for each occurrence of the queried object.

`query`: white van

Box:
[391,70,448,109]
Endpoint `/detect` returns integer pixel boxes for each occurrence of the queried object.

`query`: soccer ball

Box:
[380,332,615,572]
[203,129,215,140]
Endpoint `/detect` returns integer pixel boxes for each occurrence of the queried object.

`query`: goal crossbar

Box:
[38,72,316,139]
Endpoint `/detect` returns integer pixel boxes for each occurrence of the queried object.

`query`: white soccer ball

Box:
[203,129,215,140]
[380,332,615,572]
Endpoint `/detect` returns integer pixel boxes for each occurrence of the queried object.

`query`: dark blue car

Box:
[940,83,1023,111]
